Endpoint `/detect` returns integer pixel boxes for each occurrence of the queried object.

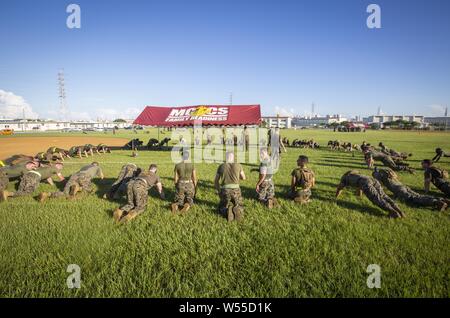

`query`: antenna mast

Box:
[58,69,68,120]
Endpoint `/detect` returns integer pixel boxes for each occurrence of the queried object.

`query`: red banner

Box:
[133,105,261,127]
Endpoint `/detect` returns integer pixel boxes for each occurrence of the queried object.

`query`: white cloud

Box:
[94,107,141,120]
[274,106,296,117]
[0,89,38,119]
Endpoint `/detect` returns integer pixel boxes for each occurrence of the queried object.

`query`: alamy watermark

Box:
[366,264,381,289]
[67,264,81,289]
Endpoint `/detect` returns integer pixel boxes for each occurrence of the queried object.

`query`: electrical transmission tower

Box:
[58,70,68,120]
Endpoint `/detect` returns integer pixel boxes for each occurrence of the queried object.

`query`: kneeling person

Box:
[215,152,246,222]
[256,148,277,208]
[289,155,315,204]
[172,151,197,214]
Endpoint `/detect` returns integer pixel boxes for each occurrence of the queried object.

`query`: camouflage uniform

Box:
[175,181,195,206]
[68,146,83,158]
[338,170,404,217]
[107,163,139,199]
[425,167,450,197]
[373,168,448,210]
[367,151,413,173]
[216,162,244,221]
[0,170,9,192]
[289,167,315,203]
[258,159,275,203]
[120,172,161,214]
[174,162,195,206]
[50,164,102,198]
[12,171,42,197]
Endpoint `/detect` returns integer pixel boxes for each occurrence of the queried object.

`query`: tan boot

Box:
[180,203,190,213]
[437,201,447,212]
[227,206,234,222]
[171,203,179,214]
[267,199,274,209]
[233,206,243,221]
[113,208,124,222]
[38,192,49,203]
[0,190,10,202]
[120,210,138,224]
[272,197,279,208]
[69,184,80,197]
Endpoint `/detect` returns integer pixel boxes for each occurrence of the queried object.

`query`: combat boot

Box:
[227,206,234,222]
[437,201,447,212]
[272,197,279,208]
[0,190,10,202]
[171,203,179,214]
[113,208,124,222]
[38,192,49,203]
[180,203,190,213]
[120,210,138,224]
[267,199,274,209]
[69,184,80,197]
[388,211,401,218]
[233,206,243,221]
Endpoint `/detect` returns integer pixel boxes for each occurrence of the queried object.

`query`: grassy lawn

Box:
[0,129,449,297]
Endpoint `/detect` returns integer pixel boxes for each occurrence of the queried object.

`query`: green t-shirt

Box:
[175,162,194,181]
[217,163,243,187]
[259,159,273,180]
[79,165,103,178]
[36,166,59,180]
[0,164,29,179]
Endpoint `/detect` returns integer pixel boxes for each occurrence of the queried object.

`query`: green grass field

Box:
[0,129,449,297]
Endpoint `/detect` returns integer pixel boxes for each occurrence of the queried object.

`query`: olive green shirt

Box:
[0,164,29,179]
[36,166,60,180]
[216,163,243,188]
[79,165,103,178]
[175,162,194,181]
[259,159,273,180]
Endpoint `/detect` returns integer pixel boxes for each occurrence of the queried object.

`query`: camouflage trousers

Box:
[12,173,41,197]
[361,180,402,215]
[218,187,243,215]
[289,188,312,203]
[120,179,148,214]
[434,179,450,197]
[51,172,92,198]
[395,187,444,208]
[175,181,195,206]
[0,171,8,192]
[108,164,138,198]
[258,180,275,202]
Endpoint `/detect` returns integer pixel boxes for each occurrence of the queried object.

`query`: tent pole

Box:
[158,126,160,140]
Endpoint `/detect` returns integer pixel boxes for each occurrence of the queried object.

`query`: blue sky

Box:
[0,0,449,120]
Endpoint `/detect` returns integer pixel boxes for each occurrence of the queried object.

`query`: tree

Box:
[113,119,127,123]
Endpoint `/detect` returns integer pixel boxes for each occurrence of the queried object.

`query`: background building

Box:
[0,119,133,132]
[292,114,347,127]
[262,116,292,128]
[363,115,424,126]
